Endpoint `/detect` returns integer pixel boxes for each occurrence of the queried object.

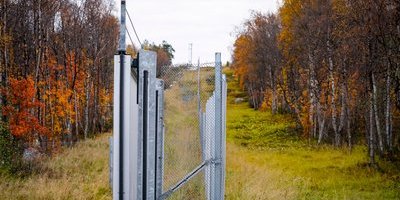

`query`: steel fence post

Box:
[137,50,158,200]
[214,53,223,200]
[155,79,165,199]
[222,75,227,199]
[110,137,113,189]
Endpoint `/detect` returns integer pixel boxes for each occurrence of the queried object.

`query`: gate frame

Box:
[112,51,226,200]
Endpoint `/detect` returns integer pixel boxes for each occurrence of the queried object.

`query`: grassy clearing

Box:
[224,68,400,200]
[0,134,112,200]
[0,68,398,200]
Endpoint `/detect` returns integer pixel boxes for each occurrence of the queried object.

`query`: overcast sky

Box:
[118,0,280,64]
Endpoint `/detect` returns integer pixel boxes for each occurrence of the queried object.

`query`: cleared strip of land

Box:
[0,69,399,200]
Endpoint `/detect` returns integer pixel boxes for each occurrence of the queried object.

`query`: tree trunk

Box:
[92,85,98,134]
[372,73,384,153]
[339,64,351,149]
[269,68,277,114]
[369,91,375,164]
[308,51,317,139]
[1,0,8,120]
[317,102,326,144]
[33,0,42,99]
[74,91,79,141]
[328,50,339,146]
[346,103,351,150]
[65,117,72,146]
[84,78,91,139]
[385,64,392,151]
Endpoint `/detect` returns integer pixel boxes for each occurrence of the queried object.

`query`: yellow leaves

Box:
[232,35,253,89]
[41,52,87,136]
[278,0,302,57]
[99,88,111,108]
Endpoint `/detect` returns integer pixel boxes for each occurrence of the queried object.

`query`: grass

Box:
[0,68,398,199]
[162,67,216,199]
[0,134,112,200]
[224,68,400,199]
[163,70,203,193]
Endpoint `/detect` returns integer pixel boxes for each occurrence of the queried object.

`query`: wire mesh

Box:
[159,63,216,199]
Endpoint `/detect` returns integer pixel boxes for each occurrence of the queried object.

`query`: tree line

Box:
[232,0,400,163]
[0,0,119,171]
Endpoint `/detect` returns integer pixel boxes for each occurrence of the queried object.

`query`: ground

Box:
[0,68,399,199]
[224,68,400,200]
[0,135,112,200]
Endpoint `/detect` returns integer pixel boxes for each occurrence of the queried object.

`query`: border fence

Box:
[110,50,227,200]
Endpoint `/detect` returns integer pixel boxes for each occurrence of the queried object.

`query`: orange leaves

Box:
[43,53,80,136]
[2,77,49,139]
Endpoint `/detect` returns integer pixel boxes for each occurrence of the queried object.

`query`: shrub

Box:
[0,123,23,174]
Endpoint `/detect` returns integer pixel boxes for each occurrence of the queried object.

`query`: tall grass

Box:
[0,134,112,200]
[225,68,400,200]
[1,68,398,199]
[162,67,214,198]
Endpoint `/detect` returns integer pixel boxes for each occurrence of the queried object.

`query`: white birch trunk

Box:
[372,73,384,153]
[328,51,339,146]
[308,51,317,139]
[84,78,91,139]
[74,91,79,141]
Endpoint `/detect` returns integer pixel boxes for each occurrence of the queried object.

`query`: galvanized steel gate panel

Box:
[111,51,226,200]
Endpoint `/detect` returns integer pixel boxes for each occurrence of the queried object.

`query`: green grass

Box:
[224,68,400,200]
[0,68,398,200]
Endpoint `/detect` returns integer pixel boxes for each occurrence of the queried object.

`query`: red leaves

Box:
[2,77,49,139]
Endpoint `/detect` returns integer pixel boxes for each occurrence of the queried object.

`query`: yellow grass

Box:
[0,134,112,200]
[162,68,214,198]
[226,143,297,200]
[1,68,398,200]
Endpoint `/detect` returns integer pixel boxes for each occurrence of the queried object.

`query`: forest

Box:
[232,0,400,164]
[0,0,177,173]
[0,0,399,199]
[0,0,121,172]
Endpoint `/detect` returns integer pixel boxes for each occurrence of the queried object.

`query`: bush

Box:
[0,123,23,174]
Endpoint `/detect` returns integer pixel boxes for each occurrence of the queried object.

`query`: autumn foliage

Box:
[0,0,118,163]
[232,0,400,163]
[3,77,48,140]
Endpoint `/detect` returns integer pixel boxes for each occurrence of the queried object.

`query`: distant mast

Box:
[188,43,193,65]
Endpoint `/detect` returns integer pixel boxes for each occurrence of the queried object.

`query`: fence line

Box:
[111,50,226,200]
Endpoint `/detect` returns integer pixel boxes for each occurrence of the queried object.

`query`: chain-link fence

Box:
[158,59,226,199]
[111,51,226,199]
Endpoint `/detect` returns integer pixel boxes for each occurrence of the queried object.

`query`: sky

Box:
[117,0,280,64]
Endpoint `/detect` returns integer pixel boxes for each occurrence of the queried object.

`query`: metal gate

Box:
[111,50,227,200]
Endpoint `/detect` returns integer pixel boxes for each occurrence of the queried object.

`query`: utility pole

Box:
[118,1,126,200]
[188,43,193,65]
